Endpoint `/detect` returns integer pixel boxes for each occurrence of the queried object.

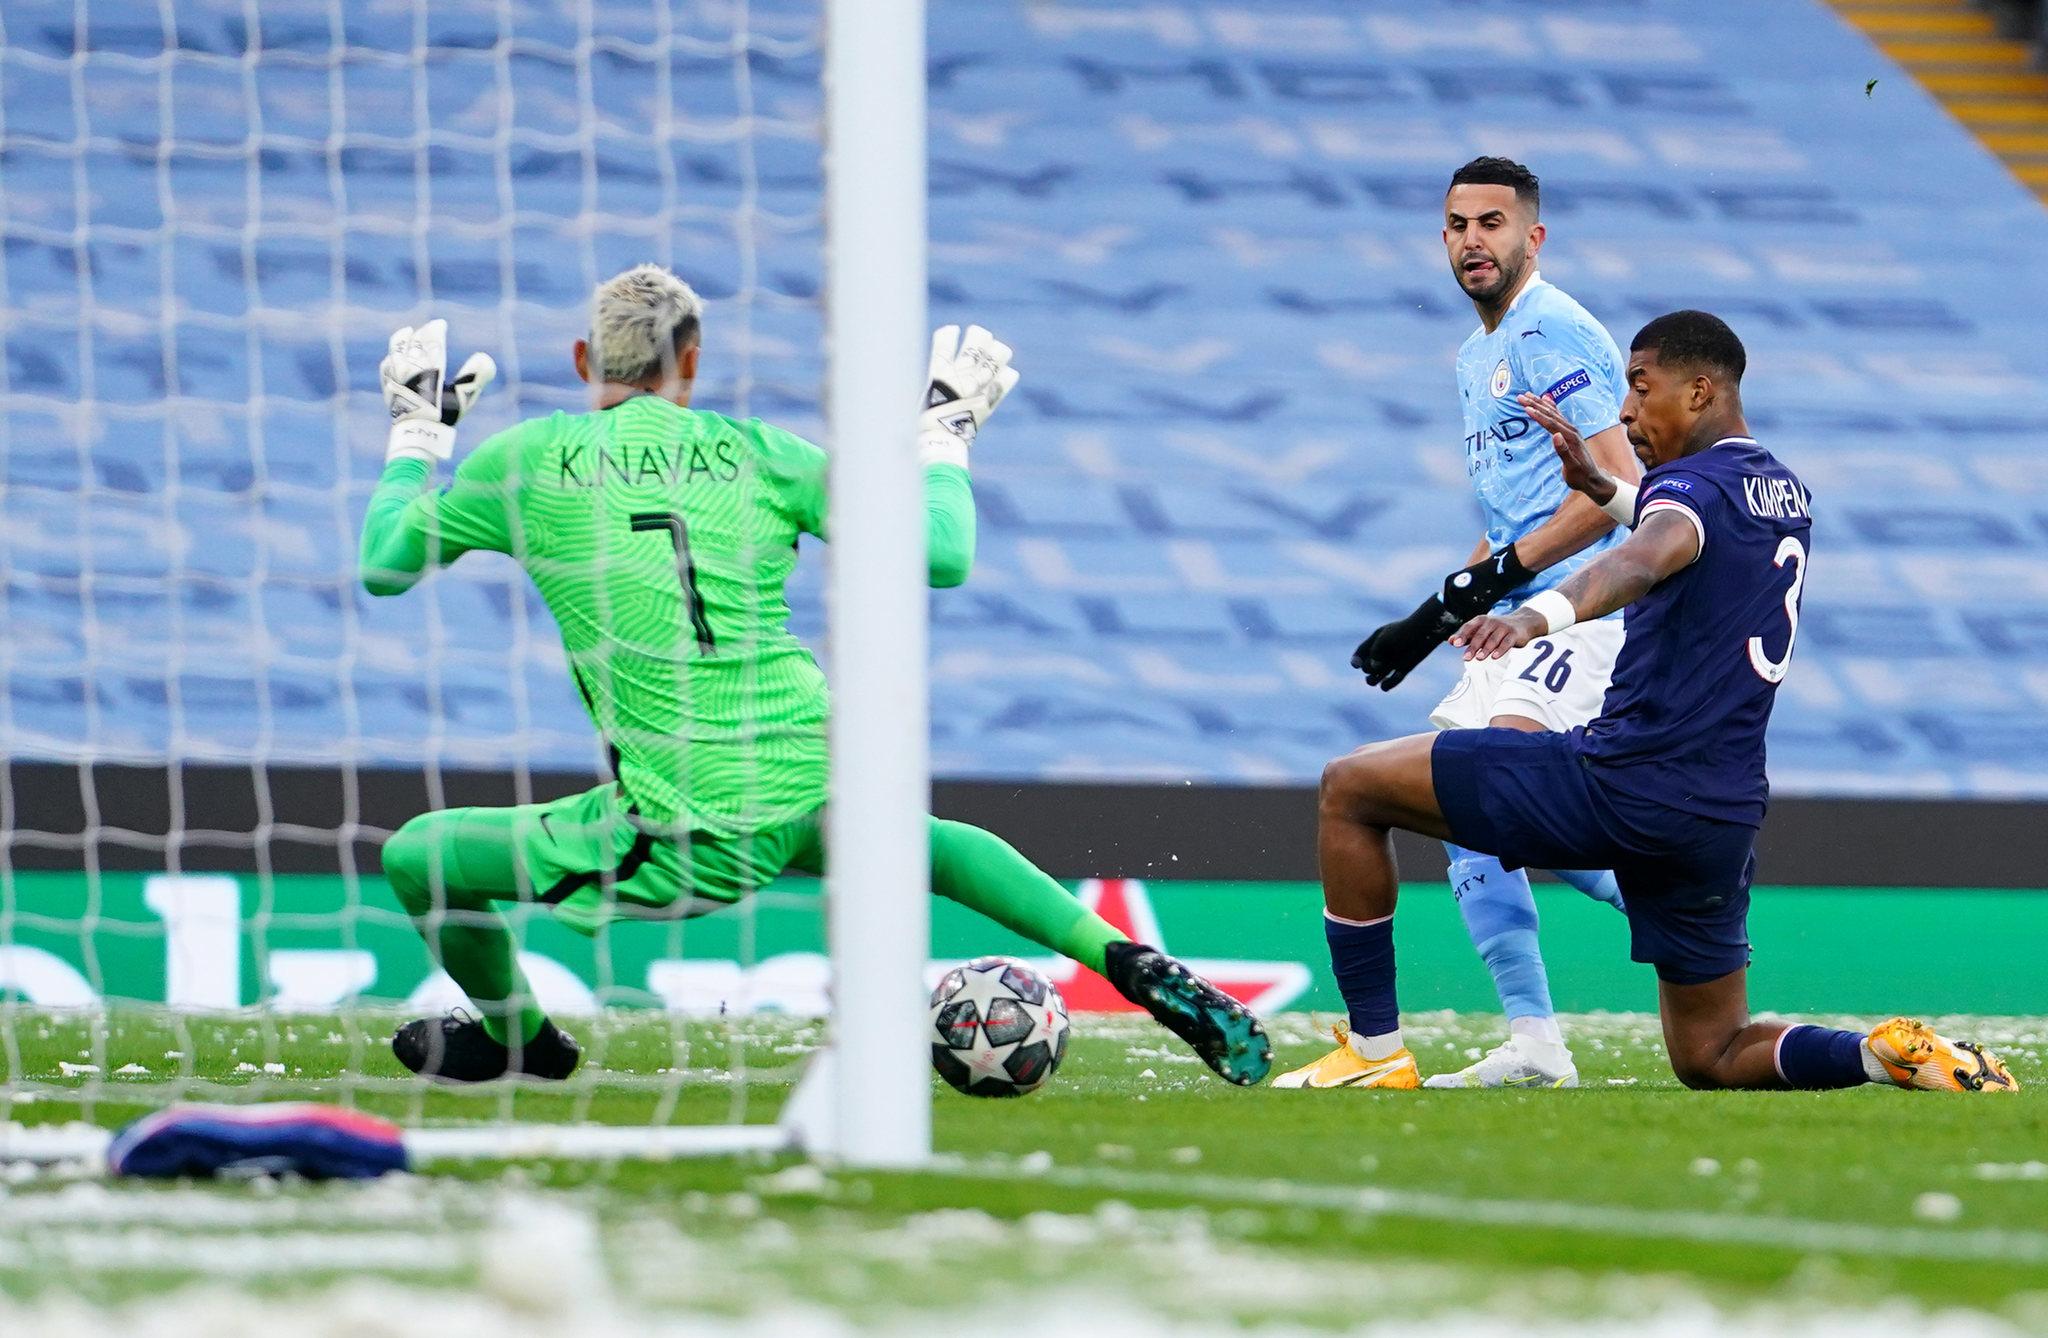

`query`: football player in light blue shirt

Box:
[1452,265,1629,607]
[1280,158,1640,1092]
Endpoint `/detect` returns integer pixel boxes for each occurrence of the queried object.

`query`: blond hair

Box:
[590,263,702,384]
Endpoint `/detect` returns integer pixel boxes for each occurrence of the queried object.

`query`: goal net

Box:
[1,0,930,1166]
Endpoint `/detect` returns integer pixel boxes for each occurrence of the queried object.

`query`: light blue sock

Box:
[1553,867,1625,912]
[1446,844,1553,1022]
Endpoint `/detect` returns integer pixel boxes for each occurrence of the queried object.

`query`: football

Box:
[928,957,1071,1097]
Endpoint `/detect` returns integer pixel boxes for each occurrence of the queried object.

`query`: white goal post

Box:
[820,0,934,1168]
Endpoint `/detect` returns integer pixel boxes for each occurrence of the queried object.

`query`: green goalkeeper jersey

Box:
[359,395,976,835]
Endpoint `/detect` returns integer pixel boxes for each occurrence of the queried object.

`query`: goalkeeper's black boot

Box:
[1104,942,1273,1086]
[392,1011,581,1083]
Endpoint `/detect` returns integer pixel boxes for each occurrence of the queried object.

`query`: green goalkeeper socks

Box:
[381,810,548,1048]
[929,819,1125,974]
[380,806,1125,1043]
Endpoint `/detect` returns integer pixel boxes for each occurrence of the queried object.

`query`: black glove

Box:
[1440,544,1533,621]
[1351,594,1464,692]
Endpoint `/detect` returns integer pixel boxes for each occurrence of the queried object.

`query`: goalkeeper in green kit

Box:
[358,264,1272,1087]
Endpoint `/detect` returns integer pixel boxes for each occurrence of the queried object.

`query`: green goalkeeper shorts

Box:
[518,782,824,935]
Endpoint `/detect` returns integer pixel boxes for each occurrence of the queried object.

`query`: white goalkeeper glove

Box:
[381,318,498,465]
[919,324,1019,469]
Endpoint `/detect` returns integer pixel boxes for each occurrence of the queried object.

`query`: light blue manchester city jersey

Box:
[1454,274,1627,609]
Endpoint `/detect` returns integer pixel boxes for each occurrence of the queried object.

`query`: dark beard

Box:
[1460,255,1523,306]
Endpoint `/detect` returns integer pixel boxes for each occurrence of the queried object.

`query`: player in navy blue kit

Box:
[1282,157,1635,1093]
[1302,311,2016,1092]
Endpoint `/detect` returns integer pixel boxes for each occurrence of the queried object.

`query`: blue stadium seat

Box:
[3,0,2046,798]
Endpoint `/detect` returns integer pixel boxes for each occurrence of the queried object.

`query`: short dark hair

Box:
[1448,156,1540,215]
[1630,310,1746,384]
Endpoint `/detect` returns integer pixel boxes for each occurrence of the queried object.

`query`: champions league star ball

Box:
[928,957,1071,1097]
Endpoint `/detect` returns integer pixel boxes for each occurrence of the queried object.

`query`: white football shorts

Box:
[1429,615,1625,734]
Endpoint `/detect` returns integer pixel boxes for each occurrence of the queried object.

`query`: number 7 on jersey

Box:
[630,511,716,655]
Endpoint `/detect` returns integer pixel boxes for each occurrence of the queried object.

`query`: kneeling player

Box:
[1293,310,2015,1093]
[1324,156,1634,1091]
[357,266,1271,1087]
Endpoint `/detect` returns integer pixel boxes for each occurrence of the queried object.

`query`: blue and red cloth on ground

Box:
[108,1103,409,1180]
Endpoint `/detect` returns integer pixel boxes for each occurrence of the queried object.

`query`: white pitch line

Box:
[941,1163,2048,1267]
[0,1229,450,1277]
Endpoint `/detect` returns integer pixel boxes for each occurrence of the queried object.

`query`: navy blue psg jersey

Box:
[1575,437,1812,825]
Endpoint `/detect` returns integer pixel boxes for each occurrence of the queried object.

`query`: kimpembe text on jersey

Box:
[1743,474,1810,520]
[557,438,742,488]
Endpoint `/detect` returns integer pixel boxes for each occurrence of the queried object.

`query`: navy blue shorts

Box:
[1432,728,1757,986]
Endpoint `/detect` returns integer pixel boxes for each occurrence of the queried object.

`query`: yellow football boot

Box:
[1271,1023,1420,1090]
[1866,1017,2019,1093]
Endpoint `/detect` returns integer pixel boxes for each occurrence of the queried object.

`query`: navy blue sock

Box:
[1774,1024,1871,1089]
[1325,914,1397,1038]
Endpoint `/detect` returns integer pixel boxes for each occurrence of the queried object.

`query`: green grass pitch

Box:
[2,1009,2046,1334]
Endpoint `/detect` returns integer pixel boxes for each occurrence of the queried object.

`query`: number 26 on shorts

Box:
[1517,641,1574,694]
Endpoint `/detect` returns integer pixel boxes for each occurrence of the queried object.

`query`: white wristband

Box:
[1599,481,1640,527]
[386,420,455,465]
[917,429,969,471]
[1523,589,1578,636]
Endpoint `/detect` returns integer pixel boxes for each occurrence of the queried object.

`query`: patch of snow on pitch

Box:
[1914,1192,1965,1223]
[0,1173,476,1230]
[0,1289,2028,1338]
[481,1191,606,1309]
[0,1229,448,1277]
[1974,1162,2048,1181]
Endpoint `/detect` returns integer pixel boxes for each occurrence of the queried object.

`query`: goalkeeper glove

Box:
[381,319,497,465]
[920,324,1020,469]
[1351,595,1463,692]
[1439,543,1533,622]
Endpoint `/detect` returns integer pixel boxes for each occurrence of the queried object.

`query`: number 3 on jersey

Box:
[1747,534,1806,683]
[630,511,715,655]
